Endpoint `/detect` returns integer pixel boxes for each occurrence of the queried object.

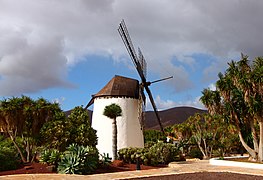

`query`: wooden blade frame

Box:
[118,20,146,84]
[118,20,165,134]
[138,48,147,79]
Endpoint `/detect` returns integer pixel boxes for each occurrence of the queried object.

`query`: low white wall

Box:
[92,97,144,158]
[210,156,263,169]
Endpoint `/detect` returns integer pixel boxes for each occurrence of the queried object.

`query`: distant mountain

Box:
[64,106,206,130]
[144,106,207,130]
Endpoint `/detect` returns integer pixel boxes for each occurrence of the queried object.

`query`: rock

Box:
[46,165,56,172]
[24,166,34,170]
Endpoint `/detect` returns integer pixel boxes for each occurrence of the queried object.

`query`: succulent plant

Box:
[57,144,99,174]
[118,142,179,166]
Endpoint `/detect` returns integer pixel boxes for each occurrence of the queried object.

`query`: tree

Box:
[0,97,27,162]
[144,129,166,144]
[103,103,122,160]
[200,89,221,115]
[200,55,263,161]
[183,113,239,159]
[164,126,175,137]
[66,106,97,147]
[41,106,97,151]
[0,96,61,163]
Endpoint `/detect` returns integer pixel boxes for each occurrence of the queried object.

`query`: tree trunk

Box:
[238,131,257,160]
[195,136,207,159]
[197,142,207,159]
[209,146,213,158]
[112,119,117,161]
[258,121,263,162]
[8,131,27,163]
[250,120,259,153]
[203,138,208,158]
[26,138,30,162]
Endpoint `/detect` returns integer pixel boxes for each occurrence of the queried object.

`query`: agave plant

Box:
[99,153,112,167]
[57,153,80,174]
[57,144,99,174]
[39,148,61,170]
[39,149,51,164]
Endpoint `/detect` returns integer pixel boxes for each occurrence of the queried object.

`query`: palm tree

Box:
[200,88,221,115]
[103,103,122,160]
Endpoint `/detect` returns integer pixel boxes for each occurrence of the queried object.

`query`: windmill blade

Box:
[138,85,146,131]
[140,84,146,104]
[150,76,173,85]
[138,48,147,78]
[118,20,139,69]
[118,20,147,83]
[144,85,165,134]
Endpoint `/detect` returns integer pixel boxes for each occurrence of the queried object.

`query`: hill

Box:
[64,106,206,130]
[144,106,207,130]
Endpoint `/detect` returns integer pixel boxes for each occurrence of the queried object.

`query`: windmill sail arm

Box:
[145,85,165,134]
[151,76,173,84]
[118,20,139,67]
[118,20,147,83]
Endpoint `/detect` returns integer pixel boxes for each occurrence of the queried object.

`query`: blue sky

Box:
[1,0,263,111]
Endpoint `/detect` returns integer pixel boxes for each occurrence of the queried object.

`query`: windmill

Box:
[118,20,173,134]
[85,20,172,158]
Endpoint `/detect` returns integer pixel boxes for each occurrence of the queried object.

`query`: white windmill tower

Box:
[85,20,172,158]
[85,75,144,158]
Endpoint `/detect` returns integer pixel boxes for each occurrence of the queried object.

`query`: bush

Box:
[57,144,99,174]
[149,142,179,164]
[118,147,141,164]
[118,142,179,166]
[41,106,97,151]
[0,136,21,171]
[144,130,166,143]
[39,148,61,168]
[188,148,203,159]
[99,153,112,167]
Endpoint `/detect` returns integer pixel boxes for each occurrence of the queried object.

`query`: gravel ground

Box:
[128,172,263,180]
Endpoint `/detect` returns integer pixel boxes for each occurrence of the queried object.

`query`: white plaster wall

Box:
[92,97,144,158]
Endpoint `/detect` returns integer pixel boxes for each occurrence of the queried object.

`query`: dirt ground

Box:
[1,162,263,179]
[0,162,166,176]
[130,172,263,180]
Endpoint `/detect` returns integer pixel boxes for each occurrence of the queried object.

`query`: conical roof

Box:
[94,75,139,98]
[86,75,139,108]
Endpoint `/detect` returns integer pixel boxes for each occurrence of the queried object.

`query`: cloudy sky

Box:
[0,0,263,111]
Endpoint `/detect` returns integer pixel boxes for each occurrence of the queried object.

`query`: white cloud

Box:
[1,0,263,95]
[52,97,66,105]
[146,95,205,111]
[208,83,216,91]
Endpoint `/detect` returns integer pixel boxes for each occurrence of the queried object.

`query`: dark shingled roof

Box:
[85,75,139,108]
[94,75,139,98]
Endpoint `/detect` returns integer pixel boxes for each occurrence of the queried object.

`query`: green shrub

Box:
[99,153,112,167]
[0,136,21,171]
[118,147,140,163]
[118,142,179,166]
[188,148,203,159]
[144,141,156,148]
[144,130,166,143]
[149,142,179,164]
[39,148,61,168]
[57,144,99,174]
[41,106,97,151]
